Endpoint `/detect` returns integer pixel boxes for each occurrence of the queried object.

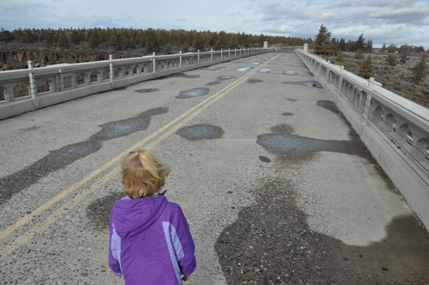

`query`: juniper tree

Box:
[412,55,428,85]
[386,54,396,66]
[358,55,374,79]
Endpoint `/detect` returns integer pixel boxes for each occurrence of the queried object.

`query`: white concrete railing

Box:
[0,47,271,120]
[296,48,429,231]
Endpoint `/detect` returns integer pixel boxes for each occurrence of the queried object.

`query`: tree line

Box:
[0,27,311,54]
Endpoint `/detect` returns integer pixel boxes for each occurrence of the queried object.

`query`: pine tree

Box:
[412,55,428,85]
[358,55,374,79]
[313,25,331,55]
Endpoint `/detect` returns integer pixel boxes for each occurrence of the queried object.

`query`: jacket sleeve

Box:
[172,205,197,276]
[109,212,123,276]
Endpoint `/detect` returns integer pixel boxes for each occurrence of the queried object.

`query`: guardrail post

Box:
[211,49,213,61]
[197,50,200,64]
[109,55,114,82]
[235,48,237,58]
[221,49,223,60]
[228,48,230,58]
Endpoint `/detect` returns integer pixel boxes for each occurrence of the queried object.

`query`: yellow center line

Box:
[0,54,280,260]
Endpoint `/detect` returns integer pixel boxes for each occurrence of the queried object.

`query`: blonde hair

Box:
[121,149,170,198]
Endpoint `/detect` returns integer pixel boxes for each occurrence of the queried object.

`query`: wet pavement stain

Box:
[256,124,372,163]
[282,112,294,116]
[236,67,253,72]
[176,88,210,99]
[86,190,124,231]
[0,107,168,204]
[90,107,168,141]
[217,75,236,81]
[286,98,297,102]
[284,81,323,88]
[215,177,429,285]
[317,100,340,114]
[134,88,159,93]
[206,81,221,86]
[247,79,263,84]
[284,70,298,75]
[258,68,272,73]
[259,156,271,163]
[113,86,127,91]
[174,73,200,79]
[176,124,224,140]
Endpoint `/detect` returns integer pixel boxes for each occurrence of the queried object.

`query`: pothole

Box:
[284,81,322,88]
[176,88,210,99]
[134,88,159,93]
[176,124,224,140]
[236,67,253,72]
[217,76,236,80]
[284,70,298,75]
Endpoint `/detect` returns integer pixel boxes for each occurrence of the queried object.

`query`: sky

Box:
[1,0,429,49]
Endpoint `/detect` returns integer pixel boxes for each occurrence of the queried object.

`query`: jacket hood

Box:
[111,192,168,238]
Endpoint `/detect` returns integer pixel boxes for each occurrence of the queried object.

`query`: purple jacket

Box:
[109,192,196,285]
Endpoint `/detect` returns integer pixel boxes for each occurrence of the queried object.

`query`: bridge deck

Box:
[0,51,428,284]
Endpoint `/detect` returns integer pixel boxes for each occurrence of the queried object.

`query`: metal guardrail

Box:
[295,49,429,174]
[0,47,272,120]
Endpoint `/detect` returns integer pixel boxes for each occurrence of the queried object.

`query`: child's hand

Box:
[182,275,191,281]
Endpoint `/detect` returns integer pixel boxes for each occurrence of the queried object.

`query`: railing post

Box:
[228,48,230,58]
[109,55,114,82]
[211,49,213,61]
[221,49,223,60]
[28,60,37,100]
[198,50,200,64]
[179,51,182,67]
[153,52,157,73]
[235,48,237,58]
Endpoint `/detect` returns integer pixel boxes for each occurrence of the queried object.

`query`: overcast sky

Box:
[1,0,428,48]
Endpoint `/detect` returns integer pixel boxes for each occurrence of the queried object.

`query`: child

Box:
[109,149,196,285]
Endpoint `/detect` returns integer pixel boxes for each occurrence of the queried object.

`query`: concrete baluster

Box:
[211,49,213,62]
[153,52,157,72]
[228,48,230,58]
[235,48,237,58]
[197,50,200,64]
[221,49,223,60]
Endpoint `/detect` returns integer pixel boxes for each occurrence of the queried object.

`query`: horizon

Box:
[1,0,429,49]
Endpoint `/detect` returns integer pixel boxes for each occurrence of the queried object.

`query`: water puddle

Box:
[215,177,429,284]
[256,124,371,163]
[236,67,253,72]
[282,112,294,116]
[217,76,236,80]
[286,98,297,102]
[0,107,168,204]
[206,81,221,86]
[284,70,298,75]
[248,79,263,84]
[134,88,159,93]
[284,81,322,88]
[258,68,272,73]
[176,124,224,140]
[176,88,210,99]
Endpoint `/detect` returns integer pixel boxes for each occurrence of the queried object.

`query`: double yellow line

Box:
[0,54,280,260]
